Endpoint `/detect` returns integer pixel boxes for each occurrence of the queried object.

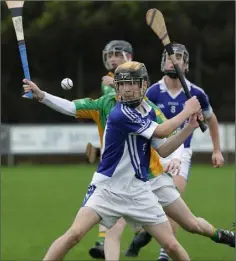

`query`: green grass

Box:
[1,164,235,260]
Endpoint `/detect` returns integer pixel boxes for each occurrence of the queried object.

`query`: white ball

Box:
[61,78,73,90]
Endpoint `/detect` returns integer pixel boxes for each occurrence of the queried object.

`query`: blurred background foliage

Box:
[1,1,235,123]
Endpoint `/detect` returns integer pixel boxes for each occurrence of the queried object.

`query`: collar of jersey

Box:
[135,100,152,117]
[116,97,151,117]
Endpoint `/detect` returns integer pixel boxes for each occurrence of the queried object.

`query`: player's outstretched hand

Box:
[23,79,45,101]
[184,96,201,115]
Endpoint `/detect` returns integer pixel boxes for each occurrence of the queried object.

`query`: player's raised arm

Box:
[154,113,201,158]
[23,79,103,120]
[23,79,76,116]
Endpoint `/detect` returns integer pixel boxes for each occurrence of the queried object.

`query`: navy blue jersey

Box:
[146,77,213,148]
[96,101,160,183]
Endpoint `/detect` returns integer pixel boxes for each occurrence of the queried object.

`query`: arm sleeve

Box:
[40,92,76,116]
[111,105,158,140]
[73,97,102,120]
[197,89,213,119]
[101,83,116,95]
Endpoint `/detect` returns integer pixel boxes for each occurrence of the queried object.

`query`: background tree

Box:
[1,1,234,123]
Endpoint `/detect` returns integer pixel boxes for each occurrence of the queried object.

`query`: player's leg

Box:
[43,207,100,261]
[144,221,190,260]
[156,217,178,261]
[86,186,122,259]
[89,224,107,259]
[157,149,191,260]
[172,148,192,195]
[173,175,187,194]
[164,196,235,247]
[86,143,104,259]
[125,152,190,259]
[125,228,152,257]
[125,174,177,259]
[158,197,181,260]
[86,142,100,164]
[104,217,127,261]
[125,183,190,260]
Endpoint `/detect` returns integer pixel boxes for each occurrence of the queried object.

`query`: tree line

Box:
[1,1,234,123]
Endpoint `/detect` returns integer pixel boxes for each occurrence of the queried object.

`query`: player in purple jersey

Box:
[125,43,225,261]
[87,40,134,259]
[42,61,203,261]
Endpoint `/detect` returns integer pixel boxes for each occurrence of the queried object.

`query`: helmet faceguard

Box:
[103,40,133,72]
[114,61,148,108]
[161,43,189,79]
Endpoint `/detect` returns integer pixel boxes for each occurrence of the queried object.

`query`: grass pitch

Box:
[1,164,234,260]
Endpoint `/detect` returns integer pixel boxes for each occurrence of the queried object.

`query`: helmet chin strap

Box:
[164,70,179,79]
[164,68,188,79]
[121,98,141,108]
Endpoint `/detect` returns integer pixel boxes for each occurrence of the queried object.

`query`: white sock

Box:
[158,248,169,260]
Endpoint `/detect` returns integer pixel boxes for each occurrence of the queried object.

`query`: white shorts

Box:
[82,181,168,229]
[150,173,180,207]
[160,148,193,181]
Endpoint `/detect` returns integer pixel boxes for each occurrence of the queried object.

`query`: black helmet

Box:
[161,43,189,79]
[114,61,148,108]
[103,40,133,71]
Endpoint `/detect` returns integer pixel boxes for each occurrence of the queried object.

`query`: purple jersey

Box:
[97,101,159,182]
[146,77,213,148]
